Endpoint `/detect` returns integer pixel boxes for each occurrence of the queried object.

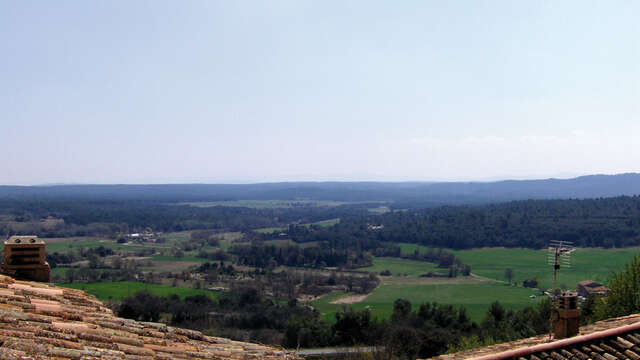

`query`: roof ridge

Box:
[470,320,640,360]
[429,313,640,359]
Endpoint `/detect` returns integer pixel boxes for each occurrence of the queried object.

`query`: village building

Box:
[577,280,610,298]
[126,231,158,243]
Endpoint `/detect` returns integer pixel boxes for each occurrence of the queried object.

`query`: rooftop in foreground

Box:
[0,274,301,359]
[428,313,640,360]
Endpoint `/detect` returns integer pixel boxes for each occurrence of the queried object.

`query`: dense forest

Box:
[3,195,640,250]
[280,196,640,249]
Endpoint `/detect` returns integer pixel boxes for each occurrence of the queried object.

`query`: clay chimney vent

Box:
[1,236,51,282]
[553,291,580,339]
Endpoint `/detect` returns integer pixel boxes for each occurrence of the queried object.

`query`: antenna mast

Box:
[547,240,574,339]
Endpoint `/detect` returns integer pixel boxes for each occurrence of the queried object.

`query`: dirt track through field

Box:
[330,293,372,305]
[469,272,505,283]
[378,273,499,286]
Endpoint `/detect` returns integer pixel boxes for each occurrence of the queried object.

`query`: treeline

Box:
[261,224,467,270]
[118,285,322,346]
[377,196,640,248]
[235,236,465,271]
[310,297,551,358]
[404,247,472,276]
[46,246,114,267]
[230,243,371,269]
[116,286,551,358]
[280,196,640,249]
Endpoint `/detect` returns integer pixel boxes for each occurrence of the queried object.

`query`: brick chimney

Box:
[1,236,51,282]
[553,291,580,338]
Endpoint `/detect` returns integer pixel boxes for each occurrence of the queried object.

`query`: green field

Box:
[45,238,111,253]
[254,227,288,234]
[313,218,341,227]
[157,231,191,244]
[51,267,68,278]
[254,218,341,234]
[396,244,639,289]
[360,257,441,276]
[58,281,220,301]
[452,247,640,289]
[312,283,540,323]
[47,235,639,327]
[314,246,640,324]
[396,243,431,255]
[312,291,352,322]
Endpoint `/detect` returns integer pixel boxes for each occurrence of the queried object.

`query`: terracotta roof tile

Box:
[0,275,302,359]
[429,314,640,359]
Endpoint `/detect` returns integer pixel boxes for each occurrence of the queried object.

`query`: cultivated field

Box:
[451,247,640,289]
[312,246,640,323]
[41,231,244,276]
[58,281,220,301]
[396,243,640,288]
[41,232,640,327]
[360,257,441,277]
[312,282,540,323]
[254,218,341,234]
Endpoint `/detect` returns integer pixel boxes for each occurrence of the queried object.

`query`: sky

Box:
[1,1,638,185]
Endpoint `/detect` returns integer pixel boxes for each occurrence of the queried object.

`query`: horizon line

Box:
[3,172,638,187]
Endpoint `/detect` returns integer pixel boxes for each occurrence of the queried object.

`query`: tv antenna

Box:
[547,240,575,339]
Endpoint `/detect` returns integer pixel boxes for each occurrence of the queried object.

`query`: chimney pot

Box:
[1,236,51,282]
[554,291,580,339]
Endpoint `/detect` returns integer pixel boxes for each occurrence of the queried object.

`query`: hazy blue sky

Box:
[1,1,638,185]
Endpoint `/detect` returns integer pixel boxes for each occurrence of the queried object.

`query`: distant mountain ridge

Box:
[0,173,639,205]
